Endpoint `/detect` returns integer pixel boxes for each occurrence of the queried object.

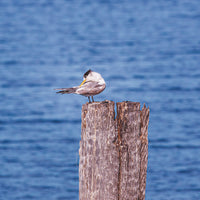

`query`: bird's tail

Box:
[54,87,77,94]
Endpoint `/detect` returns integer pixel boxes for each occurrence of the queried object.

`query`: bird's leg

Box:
[91,96,94,102]
[88,96,91,103]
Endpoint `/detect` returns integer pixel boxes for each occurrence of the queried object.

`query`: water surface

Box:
[0,0,200,199]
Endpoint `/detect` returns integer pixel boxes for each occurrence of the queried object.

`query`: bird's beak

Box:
[79,79,86,87]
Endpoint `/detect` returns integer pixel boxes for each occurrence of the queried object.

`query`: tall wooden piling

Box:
[79,101,149,200]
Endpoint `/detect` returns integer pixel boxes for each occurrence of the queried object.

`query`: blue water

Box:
[0,0,200,199]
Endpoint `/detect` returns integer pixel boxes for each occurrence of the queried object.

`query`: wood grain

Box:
[79,101,119,200]
[79,101,149,200]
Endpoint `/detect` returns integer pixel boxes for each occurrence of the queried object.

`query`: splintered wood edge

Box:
[140,104,149,144]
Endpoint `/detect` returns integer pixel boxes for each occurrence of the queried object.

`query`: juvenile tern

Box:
[55,69,106,103]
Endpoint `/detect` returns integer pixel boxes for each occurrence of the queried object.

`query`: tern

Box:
[55,69,106,103]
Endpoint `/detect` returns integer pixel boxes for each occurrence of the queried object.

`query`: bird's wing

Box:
[76,81,105,96]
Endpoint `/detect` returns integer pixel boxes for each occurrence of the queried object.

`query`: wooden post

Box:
[79,101,149,200]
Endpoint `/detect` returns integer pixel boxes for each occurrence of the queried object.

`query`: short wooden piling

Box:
[79,101,150,200]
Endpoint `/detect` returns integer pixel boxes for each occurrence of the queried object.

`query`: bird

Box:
[55,69,106,103]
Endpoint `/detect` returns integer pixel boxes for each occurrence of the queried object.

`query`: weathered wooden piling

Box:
[79,100,149,200]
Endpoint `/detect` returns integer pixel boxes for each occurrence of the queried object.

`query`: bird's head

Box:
[79,69,105,86]
[79,69,92,87]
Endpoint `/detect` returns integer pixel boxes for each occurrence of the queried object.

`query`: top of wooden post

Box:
[82,100,143,110]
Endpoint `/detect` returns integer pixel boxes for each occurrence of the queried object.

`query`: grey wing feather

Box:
[76,81,105,96]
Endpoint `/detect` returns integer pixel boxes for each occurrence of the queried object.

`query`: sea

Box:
[0,0,200,199]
